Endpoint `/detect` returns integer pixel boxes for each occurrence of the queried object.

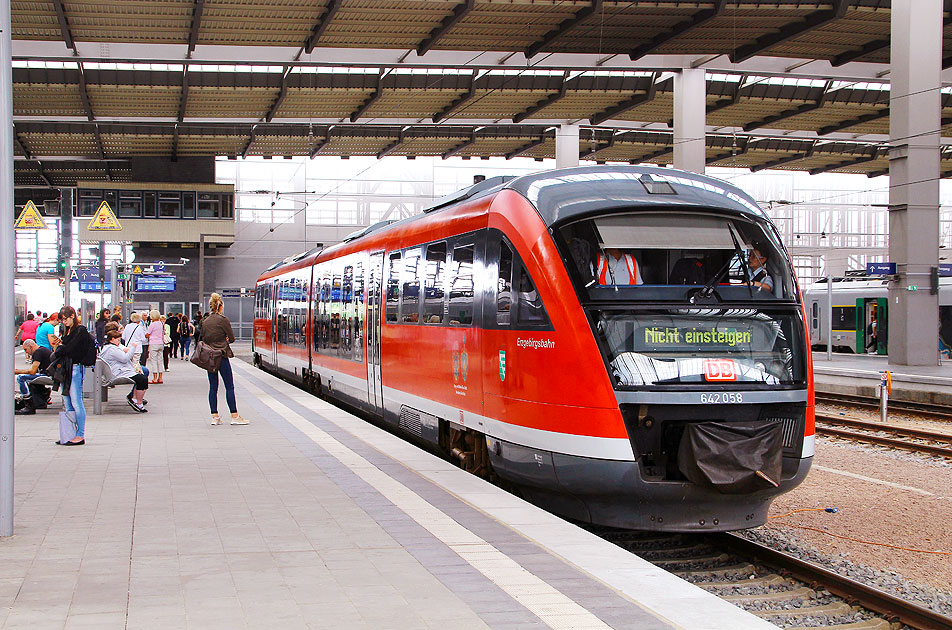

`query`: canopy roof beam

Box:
[350,73,384,122]
[706,137,749,165]
[819,108,889,135]
[432,76,477,123]
[187,0,205,59]
[590,73,660,126]
[730,0,850,64]
[505,135,548,160]
[808,150,881,176]
[513,72,569,123]
[629,0,726,61]
[241,125,257,159]
[526,0,602,59]
[442,133,475,159]
[304,0,343,54]
[309,128,332,158]
[51,0,77,55]
[742,80,833,132]
[750,140,817,172]
[376,131,405,159]
[417,0,475,56]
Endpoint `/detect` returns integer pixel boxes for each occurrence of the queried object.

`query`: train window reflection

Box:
[449,243,474,326]
[424,242,447,324]
[497,241,513,325]
[401,248,422,323]
[386,252,400,322]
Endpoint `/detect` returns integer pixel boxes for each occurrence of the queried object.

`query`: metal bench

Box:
[94,357,137,414]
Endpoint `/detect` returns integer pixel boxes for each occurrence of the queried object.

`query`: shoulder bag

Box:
[190,340,223,372]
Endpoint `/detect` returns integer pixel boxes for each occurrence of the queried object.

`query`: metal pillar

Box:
[555,124,580,169]
[888,0,942,366]
[673,68,706,174]
[1,0,15,537]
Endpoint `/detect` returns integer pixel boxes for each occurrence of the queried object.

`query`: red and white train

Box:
[253,166,814,532]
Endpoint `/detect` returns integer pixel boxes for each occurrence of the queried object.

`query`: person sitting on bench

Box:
[14,339,52,415]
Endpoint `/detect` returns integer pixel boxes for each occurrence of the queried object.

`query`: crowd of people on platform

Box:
[13,293,245,446]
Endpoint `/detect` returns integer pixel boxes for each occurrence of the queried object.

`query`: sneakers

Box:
[230,416,248,425]
[211,414,222,425]
[126,397,148,413]
[15,405,35,415]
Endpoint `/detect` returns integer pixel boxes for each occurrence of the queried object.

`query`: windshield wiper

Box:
[728,227,755,299]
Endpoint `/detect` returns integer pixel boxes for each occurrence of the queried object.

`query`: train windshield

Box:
[558,211,794,301]
[595,307,807,387]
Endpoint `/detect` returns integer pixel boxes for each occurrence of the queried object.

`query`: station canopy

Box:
[11,0,952,186]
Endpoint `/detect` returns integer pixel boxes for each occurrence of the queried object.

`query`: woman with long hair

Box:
[49,306,97,445]
[202,293,246,425]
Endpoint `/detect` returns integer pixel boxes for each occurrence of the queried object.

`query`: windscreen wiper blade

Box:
[727,226,755,298]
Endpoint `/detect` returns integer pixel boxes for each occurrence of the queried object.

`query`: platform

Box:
[812,351,952,406]
[1,347,779,629]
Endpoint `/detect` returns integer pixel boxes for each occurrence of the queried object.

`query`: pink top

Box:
[146,320,165,345]
[18,319,39,340]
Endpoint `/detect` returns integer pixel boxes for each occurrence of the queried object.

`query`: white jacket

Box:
[121,320,148,352]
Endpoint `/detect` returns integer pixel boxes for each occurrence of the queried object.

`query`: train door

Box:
[856,297,887,355]
[366,252,385,414]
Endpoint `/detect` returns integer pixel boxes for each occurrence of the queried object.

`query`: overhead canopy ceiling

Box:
[10,0,952,185]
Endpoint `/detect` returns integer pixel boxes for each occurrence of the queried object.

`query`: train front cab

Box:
[498,170,814,532]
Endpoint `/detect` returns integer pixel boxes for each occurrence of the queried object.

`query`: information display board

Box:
[135,275,176,292]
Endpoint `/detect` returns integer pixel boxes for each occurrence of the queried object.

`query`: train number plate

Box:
[703,358,737,382]
[700,392,744,404]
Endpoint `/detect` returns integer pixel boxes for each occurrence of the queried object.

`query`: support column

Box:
[555,123,580,169]
[673,68,706,174]
[1,0,15,537]
[888,0,941,366]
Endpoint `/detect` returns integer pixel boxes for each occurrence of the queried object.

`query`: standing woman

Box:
[49,306,97,445]
[145,310,165,384]
[202,293,246,425]
[178,315,194,358]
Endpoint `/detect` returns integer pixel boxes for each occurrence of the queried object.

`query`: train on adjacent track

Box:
[253,166,814,532]
[804,275,952,356]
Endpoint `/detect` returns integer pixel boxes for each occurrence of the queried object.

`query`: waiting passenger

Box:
[595,248,643,285]
[746,248,774,292]
[100,330,149,412]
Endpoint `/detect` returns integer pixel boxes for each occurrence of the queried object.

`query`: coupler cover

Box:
[678,421,784,494]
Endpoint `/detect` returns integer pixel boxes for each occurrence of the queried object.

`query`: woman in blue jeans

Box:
[49,306,97,445]
[201,293,247,425]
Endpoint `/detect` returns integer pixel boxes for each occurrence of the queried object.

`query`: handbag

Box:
[58,410,78,444]
[190,341,223,372]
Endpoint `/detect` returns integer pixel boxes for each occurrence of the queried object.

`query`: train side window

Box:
[449,243,474,326]
[401,247,422,323]
[424,242,447,324]
[386,252,401,323]
[497,241,514,325]
[353,261,364,362]
[832,306,856,331]
[514,261,549,326]
[811,302,819,329]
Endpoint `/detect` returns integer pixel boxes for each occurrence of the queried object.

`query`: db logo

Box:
[704,359,737,382]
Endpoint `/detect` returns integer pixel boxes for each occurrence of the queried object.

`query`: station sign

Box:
[78,281,112,293]
[939,264,952,277]
[866,262,897,275]
[69,267,112,283]
[135,275,176,293]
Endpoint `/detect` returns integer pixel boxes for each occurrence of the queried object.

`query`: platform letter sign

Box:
[866,262,897,276]
[87,201,122,231]
[13,200,48,230]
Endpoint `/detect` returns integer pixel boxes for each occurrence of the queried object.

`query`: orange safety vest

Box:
[596,253,638,285]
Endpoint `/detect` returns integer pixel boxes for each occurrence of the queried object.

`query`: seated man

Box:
[14,339,52,415]
[594,248,643,285]
[746,247,774,292]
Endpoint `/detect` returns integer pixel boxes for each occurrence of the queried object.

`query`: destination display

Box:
[635,324,758,352]
[134,275,176,292]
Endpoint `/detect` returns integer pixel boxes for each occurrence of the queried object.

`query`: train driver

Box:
[595,248,643,285]
[746,247,774,292]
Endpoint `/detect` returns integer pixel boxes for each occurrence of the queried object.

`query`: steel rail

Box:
[816,393,952,421]
[713,533,952,630]
[815,425,952,458]
[815,415,952,443]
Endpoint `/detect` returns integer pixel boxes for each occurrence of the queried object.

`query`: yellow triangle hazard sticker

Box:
[14,200,48,230]
[133,265,142,274]
[87,200,122,231]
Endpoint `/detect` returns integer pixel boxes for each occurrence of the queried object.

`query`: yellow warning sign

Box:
[133,265,142,274]
[14,200,48,230]
[87,200,122,231]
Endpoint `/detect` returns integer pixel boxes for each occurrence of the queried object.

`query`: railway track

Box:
[592,528,952,630]
[816,392,952,421]
[815,414,952,458]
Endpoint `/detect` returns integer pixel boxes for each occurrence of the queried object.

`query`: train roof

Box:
[502,165,768,227]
